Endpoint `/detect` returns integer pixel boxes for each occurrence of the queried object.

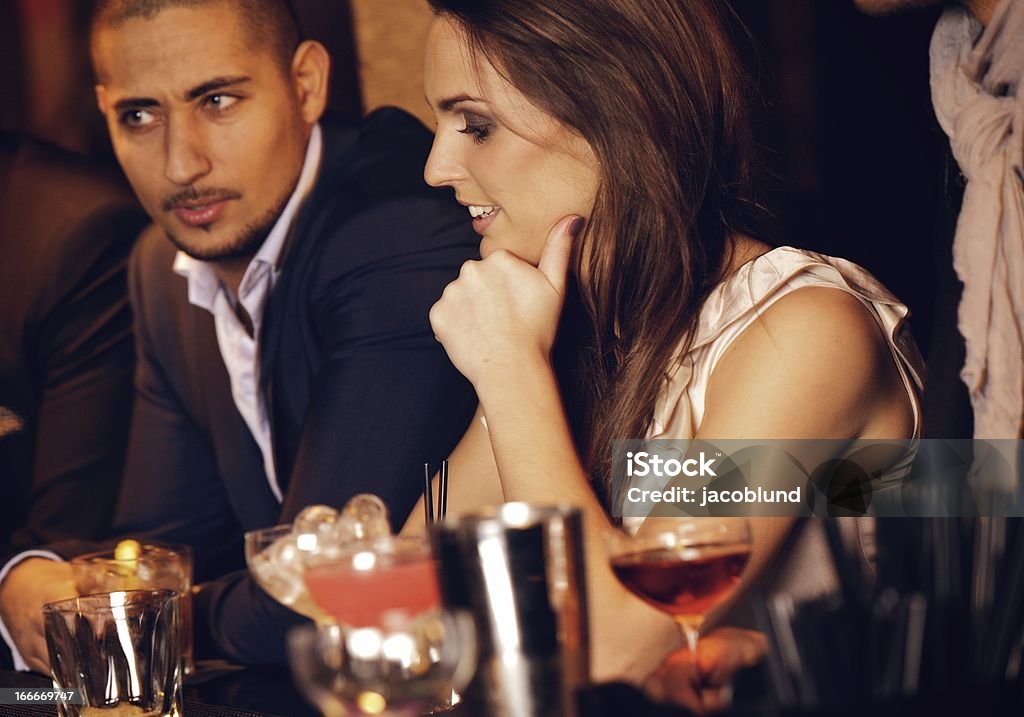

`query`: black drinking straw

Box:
[439,459,448,521]
[423,462,434,527]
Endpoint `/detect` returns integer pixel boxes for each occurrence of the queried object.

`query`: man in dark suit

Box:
[0,133,145,553]
[0,0,478,671]
[0,133,147,669]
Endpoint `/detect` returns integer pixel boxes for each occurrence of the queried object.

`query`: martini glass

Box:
[302,536,467,713]
[607,518,752,653]
[302,536,440,629]
[244,496,392,624]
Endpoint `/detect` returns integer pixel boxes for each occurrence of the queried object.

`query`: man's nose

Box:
[163,115,212,186]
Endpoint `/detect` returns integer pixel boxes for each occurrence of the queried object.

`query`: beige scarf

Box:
[930,0,1024,439]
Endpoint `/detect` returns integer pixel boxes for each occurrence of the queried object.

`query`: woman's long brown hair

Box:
[428,0,771,510]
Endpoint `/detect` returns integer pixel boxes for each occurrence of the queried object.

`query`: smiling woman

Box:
[89,0,327,265]
[407,0,924,698]
[423,34,600,263]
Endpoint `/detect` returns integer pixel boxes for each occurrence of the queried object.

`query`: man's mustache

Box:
[161,186,242,211]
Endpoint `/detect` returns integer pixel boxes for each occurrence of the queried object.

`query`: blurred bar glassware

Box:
[302,535,462,713]
[43,589,182,717]
[757,588,928,709]
[71,542,193,676]
[434,503,589,717]
[287,611,476,717]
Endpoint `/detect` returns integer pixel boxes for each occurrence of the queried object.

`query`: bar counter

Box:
[2,665,1021,717]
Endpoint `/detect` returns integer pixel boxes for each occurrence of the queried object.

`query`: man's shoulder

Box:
[294,108,475,270]
[1,133,145,264]
[316,107,444,207]
[1,133,138,214]
[0,134,147,315]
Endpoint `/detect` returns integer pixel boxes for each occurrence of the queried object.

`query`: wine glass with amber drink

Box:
[608,518,752,653]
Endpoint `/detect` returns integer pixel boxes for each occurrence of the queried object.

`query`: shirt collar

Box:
[173,123,324,312]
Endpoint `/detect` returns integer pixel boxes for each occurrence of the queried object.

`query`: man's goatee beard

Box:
[165,194,288,262]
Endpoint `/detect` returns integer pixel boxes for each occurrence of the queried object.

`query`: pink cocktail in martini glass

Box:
[303,536,441,628]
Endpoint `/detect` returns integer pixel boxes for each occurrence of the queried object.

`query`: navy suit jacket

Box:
[87,108,477,663]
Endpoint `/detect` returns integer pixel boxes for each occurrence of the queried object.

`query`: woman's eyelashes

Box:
[457,113,493,144]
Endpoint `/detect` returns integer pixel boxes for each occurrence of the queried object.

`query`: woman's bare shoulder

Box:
[700,285,913,440]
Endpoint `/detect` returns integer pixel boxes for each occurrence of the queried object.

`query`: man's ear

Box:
[95,85,109,115]
[291,40,331,125]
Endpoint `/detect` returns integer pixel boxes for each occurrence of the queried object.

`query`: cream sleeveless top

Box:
[625,246,924,602]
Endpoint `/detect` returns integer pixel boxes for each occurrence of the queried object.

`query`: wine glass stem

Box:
[676,616,702,654]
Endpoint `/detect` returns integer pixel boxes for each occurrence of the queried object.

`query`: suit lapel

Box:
[259,121,362,492]
[180,292,281,525]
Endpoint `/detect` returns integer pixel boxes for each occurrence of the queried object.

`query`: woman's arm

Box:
[686,284,915,620]
[471,348,682,681]
[427,218,681,680]
[428,217,916,682]
[400,405,505,536]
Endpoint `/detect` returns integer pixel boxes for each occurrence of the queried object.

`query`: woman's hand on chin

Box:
[429,214,582,386]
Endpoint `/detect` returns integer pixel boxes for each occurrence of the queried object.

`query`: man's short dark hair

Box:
[92,0,301,71]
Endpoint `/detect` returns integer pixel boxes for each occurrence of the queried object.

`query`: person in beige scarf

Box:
[858,0,1024,440]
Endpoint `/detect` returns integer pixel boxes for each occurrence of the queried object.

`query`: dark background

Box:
[0,0,947,352]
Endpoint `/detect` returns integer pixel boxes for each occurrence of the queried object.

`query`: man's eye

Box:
[120,109,156,128]
[204,94,239,112]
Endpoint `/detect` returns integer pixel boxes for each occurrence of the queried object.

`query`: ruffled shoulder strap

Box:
[650,247,923,439]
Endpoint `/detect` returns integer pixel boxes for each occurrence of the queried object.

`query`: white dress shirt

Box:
[171,124,322,501]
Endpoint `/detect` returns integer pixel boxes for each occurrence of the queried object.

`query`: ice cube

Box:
[341,494,391,541]
[341,494,387,523]
[269,534,301,567]
[135,558,155,583]
[328,515,360,546]
[251,535,306,606]
[293,504,340,553]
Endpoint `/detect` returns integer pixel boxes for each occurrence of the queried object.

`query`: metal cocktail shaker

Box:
[434,503,589,717]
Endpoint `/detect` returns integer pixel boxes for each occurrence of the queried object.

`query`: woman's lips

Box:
[472,207,500,235]
[172,199,229,227]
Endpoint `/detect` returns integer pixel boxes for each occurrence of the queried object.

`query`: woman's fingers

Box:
[428,218,584,384]
[645,627,768,713]
[698,627,768,686]
[537,214,582,296]
[646,648,703,712]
